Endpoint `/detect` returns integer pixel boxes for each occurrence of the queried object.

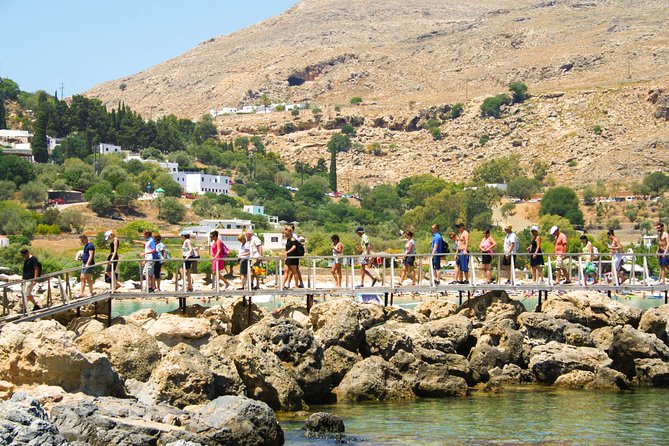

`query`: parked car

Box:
[181,193,195,199]
[47,198,64,206]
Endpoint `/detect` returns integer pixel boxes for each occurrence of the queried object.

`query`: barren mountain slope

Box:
[86,0,669,119]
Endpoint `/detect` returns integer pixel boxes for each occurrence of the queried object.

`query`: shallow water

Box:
[282,387,669,445]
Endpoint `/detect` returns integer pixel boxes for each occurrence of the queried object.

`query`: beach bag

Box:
[295,241,305,257]
[221,242,230,258]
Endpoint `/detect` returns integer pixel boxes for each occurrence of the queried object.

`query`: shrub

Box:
[119,83,127,91]
[350,96,363,105]
[480,94,511,118]
[35,223,60,235]
[118,220,157,238]
[447,103,464,119]
[568,160,578,167]
[119,260,140,282]
[509,81,529,103]
[90,193,113,216]
[479,135,490,146]
[424,118,441,129]
[593,125,603,135]
[430,127,442,141]
[274,105,285,112]
[291,108,299,116]
[540,186,584,226]
[60,209,86,233]
[19,181,47,208]
[334,105,341,112]
[157,197,186,224]
[341,124,356,136]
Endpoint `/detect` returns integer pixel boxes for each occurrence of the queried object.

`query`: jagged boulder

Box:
[554,367,629,390]
[360,324,414,360]
[199,334,246,397]
[144,313,213,348]
[541,299,588,326]
[424,314,473,351]
[76,323,161,382]
[334,357,414,402]
[66,316,105,338]
[384,307,427,324]
[49,393,283,446]
[528,341,611,383]
[518,312,593,346]
[322,346,361,387]
[233,341,305,411]
[304,412,345,433]
[409,361,468,397]
[240,317,332,402]
[0,320,123,397]
[113,308,158,327]
[607,324,669,378]
[144,343,215,408]
[309,299,368,352]
[457,290,525,323]
[634,358,669,386]
[0,393,67,445]
[415,300,457,320]
[638,305,669,345]
[549,292,642,329]
[272,301,310,325]
[201,297,268,335]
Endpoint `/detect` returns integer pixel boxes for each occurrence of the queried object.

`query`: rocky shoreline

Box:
[1,291,669,445]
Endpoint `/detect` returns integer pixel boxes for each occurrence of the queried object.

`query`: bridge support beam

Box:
[384,292,389,307]
[106,299,112,327]
[306,294,314,313]
[178,297,187,313]
[458,290,463,306]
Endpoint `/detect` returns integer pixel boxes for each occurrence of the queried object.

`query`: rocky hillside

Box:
[85,0,669,187]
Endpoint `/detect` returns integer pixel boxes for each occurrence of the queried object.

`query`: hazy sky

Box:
[0,0,299,96]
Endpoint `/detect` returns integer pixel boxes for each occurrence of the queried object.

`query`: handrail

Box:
[1,251,668,322]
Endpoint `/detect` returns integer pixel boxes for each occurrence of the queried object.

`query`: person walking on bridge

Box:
[430,224,444,285]
[356,226,378,287]
[502,224,518,284]
[455,223,470,284]
[20,248,41,311]
[607,229,626,285]
[551,226,570,284]
[79,235,95,297]
[657,222,669,284]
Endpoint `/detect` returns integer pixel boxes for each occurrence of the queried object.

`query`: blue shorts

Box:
[81,266,94,275]
[432,256,441,270]
[660,254,669,267]
[457,251,469,272]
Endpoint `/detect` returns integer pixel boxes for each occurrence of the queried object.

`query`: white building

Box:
[0,129,32,144]
[98,143,123,154]
[171,172,230,195]
[263,232,284,251]
[243,205,265,215]
[200,219,253,232]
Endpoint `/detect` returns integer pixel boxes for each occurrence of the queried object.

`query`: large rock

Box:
[322,346,361,387]
[607,324,669,378]
[409,361,468,397]
[638,305,669,345]
[554,367,629,390]
[541,299,588,326]
[360,324,414,360]
[49,393,283,446]
[0,320,124,397]
[528,341,612,383]
[309,299,368,352]
[144,313,213,348]
[546,292,642,329]
[233,341,305,411]
[202,297,269,335]
[634,358,669,386]
[199,335,246,397]
[272,301,310,326]
[423,314,473,352]
[518,312,593,346]
[304,412,345,433]
[146,343,215,408]
[415,300,457,320]
[384,307,427,324]
[66,316,106,338]
[457,290,525,323]
[0,393,67,445]
[76,323,161,382]
[334,357,414,402]
[114,308,158,327]
[240,317,332,402]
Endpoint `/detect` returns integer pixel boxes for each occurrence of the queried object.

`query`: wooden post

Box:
[537,290,543,312]
[107,299,112,327]
[384,292,389,307]
[458,290,463,306]
[47,277,52,307]
[247,295,253,326]
[306,294,314,313]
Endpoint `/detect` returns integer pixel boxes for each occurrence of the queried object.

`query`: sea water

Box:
[282,386,669,445]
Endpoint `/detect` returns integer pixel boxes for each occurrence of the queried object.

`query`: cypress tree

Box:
[31,92,50,162]
[0,99,6,130]
[329,145,337,192]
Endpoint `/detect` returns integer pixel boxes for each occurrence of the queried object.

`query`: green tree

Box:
[480,94,511,118]
[341,123,356,136]
[540,186,584,226]
[447,103,464,119]
[194,114,218,144]
[0,180,16,200]
[84,181,114,202]
[0,78,20,101]
[582,186,596,206]
[329,144,337,192]
[350,96,363,105]
[90,193,113,216]
[157,197,186,224]
[234,136,249,152]
[295,177,328,205]
[327,133,352,153]
[19,181,47,208]
[154,173,182,197]
[397,174,448,209]
[509,81,529,103]
[100,164,128,188]
[0,98,6,129]
[0,154,35,187]
[115,180,141,210]
[531,161,549,182]
[643,171,669,194]
[31,92,50,163]
[364,184,402,217]
[507,177,541,200]
[472,155,523,183]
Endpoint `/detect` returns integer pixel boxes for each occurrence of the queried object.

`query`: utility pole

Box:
[59,83,65,100]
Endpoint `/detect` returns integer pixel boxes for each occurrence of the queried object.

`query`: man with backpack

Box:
[245,229,264,289]
[21,248,42,311]
[430,224,445,285]
[356,226,378,287]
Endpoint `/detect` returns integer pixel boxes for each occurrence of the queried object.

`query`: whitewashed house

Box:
[243,205,265,215]
[171,172,230,195]
[98,143,123,154]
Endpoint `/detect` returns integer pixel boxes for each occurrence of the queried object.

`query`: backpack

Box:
[294,241,305,257]
[438,236,449,255]
[221,242,230,258]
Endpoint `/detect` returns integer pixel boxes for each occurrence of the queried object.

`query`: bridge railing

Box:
[1,250,667,318]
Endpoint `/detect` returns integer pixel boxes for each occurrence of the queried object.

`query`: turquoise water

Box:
[282,387,669,445]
